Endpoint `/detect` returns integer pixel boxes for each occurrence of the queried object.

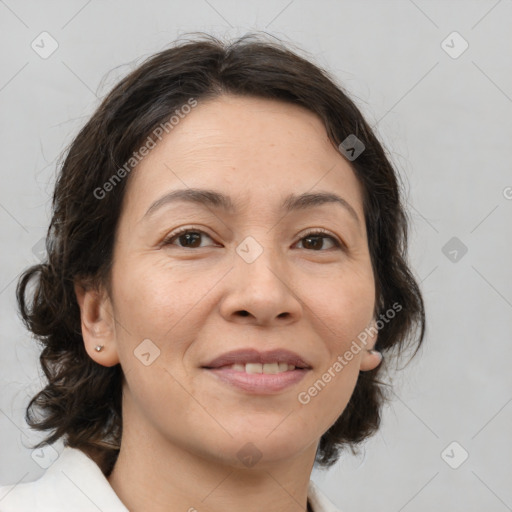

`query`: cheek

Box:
[306,364,359,418]
[296,319,365,433]
[119,358,207,451]
[290,270,374,426]
[304,267,375,343]
[112,257,203,331]
[111,258,225,379]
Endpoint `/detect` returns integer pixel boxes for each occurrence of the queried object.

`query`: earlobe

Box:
[359,349,383,372]
[74,281,120,367]
[359,317,383,372]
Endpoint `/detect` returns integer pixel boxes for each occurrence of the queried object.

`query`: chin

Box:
[223,430,313,467]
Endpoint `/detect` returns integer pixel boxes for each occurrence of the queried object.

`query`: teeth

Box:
[263,362,279,374]
[226,362,297,374]
[246,363,263,374]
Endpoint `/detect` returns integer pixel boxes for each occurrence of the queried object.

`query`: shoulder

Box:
[308,480,344,512]
[1,451,341,512]
[0,446,128,512]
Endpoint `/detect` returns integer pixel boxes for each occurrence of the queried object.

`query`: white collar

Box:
[0,446,342,512]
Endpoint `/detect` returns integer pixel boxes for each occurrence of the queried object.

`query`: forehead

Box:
[121,95,365,221]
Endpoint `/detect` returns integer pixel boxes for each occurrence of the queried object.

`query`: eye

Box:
[161,227,215,249]
[161,227,344,251]
[295,229,343,251]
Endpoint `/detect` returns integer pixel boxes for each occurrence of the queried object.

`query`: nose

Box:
[219,245,302,327]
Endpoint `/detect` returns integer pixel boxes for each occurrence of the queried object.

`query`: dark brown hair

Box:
[16,32,425,475]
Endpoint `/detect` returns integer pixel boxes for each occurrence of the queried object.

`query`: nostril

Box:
[238,310,250,317]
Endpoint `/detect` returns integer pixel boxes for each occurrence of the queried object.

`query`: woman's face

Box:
[89,95,381,467]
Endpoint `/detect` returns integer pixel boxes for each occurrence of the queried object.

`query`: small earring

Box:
[94,345,104,352]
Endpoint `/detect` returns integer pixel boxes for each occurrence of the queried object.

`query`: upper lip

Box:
[202,349,312,369]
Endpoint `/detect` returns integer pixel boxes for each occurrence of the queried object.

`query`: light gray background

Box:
[1,1,511,511]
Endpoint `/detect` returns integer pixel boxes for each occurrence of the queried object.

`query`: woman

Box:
[0,33,425,512]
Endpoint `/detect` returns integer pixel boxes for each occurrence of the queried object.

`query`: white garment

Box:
[0,446,342,512]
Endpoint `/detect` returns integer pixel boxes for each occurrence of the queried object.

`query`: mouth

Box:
[201,348,312,395]
[212,362,302,373]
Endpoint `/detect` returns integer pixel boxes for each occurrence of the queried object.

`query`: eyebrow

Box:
[142,188,360,225]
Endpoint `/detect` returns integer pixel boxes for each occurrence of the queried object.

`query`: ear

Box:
[74,279,120,367]
[359,318,383,372]
[359,349,383,372]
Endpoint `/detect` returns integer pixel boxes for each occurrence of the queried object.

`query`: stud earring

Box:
[94,345,104,352]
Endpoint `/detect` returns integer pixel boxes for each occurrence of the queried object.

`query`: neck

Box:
[107,402,318,512]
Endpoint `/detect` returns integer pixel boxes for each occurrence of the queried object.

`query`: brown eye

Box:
[296,230,342,251]
[162,228,214,249]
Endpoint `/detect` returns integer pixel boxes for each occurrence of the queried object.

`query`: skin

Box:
[74,94,382,512]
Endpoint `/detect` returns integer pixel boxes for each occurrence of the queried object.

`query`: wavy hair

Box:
[16,32,425,476]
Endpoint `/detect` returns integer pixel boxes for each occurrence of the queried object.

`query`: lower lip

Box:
[203,367,309,394]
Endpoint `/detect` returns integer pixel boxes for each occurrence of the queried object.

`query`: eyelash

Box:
[161,226,344,251]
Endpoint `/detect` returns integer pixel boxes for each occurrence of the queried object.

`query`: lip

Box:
[204,367,310,394]
[201,348,312,395]
[202,348,312,369]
